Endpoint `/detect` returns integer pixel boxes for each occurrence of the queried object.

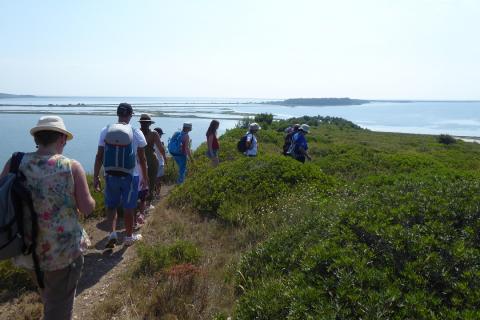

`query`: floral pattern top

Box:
[14,153,86,271]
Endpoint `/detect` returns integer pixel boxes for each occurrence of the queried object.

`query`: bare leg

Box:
[106,208,117,233]
[124,208,134,237]
[155,177,162,198]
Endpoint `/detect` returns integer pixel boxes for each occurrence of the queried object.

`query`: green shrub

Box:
[135,240,201,276]
[438,134,457,145]
[0,260,35,302]
[254,113,274,125]
[168,154,334,225]
[235,116,252,129]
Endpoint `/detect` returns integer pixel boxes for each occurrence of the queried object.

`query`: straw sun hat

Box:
[30,115,73,140]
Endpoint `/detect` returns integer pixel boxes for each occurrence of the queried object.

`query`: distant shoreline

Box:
[2,93,480,103]
[0,93,36,99]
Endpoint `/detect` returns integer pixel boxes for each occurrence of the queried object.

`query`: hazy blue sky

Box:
[1,0,479,99]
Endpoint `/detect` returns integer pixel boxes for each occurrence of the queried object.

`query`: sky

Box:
[0,0,479,99]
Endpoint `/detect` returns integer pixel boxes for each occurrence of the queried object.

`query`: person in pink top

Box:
[206,120,220,167]
[0,115,95,320]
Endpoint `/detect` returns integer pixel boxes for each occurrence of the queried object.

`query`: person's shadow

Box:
[76,243,127,295]
[76,214,130,296]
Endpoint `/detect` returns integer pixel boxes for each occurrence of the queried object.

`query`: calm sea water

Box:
[1,97,479,172]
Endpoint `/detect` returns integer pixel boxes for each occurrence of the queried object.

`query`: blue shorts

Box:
[105,174,139,209]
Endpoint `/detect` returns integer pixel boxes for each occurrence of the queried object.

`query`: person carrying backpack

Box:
[93,103,148,248]
[0,115,95,320]
[244,122,261,157]
[289,124,312,163]
[169,122,194,184]
[282,123,300,155]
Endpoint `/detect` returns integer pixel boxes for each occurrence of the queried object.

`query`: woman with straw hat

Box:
[0,115,95,320]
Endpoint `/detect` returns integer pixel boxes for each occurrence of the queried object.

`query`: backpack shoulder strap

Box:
[9,152,25,174]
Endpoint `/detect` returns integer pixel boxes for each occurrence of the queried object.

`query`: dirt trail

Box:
[73,185,174,319]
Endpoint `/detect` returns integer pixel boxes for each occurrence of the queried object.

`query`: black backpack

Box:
[282,131,295,155]
[0,152,44,288]
[237,133,252,153]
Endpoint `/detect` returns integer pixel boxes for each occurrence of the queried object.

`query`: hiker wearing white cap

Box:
[93,103,148,248]
[288,123,312,163]
[245,122,261,157]
[168,122,194,184]
[0,115,95,320]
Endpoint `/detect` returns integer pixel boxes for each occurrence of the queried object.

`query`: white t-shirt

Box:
[98,124,147,176]
[245,132,258,156]
[154,144,165,166]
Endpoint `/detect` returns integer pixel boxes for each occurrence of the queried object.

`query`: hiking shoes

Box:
[124,234,143,247]
[136,213,146,225]
[105,236,117,249]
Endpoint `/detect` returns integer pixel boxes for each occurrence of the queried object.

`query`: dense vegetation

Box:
[168,115,480,319]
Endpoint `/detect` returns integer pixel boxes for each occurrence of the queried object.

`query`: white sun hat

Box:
[249,122,261,130]
[299,124,310,133]
[30,115,73,140]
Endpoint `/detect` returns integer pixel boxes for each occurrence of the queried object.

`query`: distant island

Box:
[0,92,36,99]
[265,98,370,106]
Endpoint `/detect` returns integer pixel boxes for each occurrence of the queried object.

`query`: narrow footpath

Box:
[73,185,175,319]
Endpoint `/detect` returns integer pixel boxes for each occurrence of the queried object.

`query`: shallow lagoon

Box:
[0,113,237,173]
[1,97,479,172]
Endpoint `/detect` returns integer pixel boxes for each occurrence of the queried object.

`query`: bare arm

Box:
[187,141,194,161]
[184,135,194,161]
[207,134,214,152]
[245,133,252,149]
[153,132,167,165]
[72,160,95,217]
[137,147,149,188]
[93,146,104,191]
[297,146,312,160]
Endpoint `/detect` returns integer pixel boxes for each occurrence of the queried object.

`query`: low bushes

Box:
[168,154,334,226]
[235,173,480,319]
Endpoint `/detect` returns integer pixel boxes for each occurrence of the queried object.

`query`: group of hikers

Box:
[0,102,312,319]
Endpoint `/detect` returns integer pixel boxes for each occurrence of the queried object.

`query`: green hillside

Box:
[168,115,480,319]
